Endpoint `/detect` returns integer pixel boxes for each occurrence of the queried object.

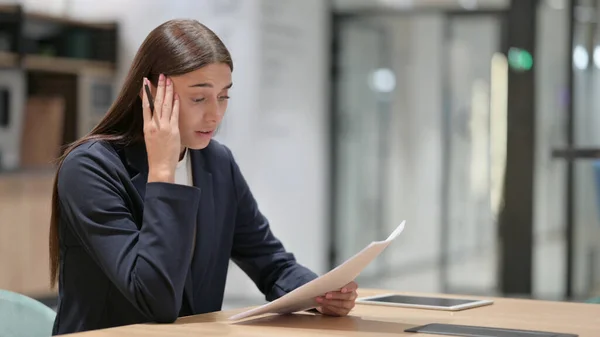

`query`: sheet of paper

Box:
[228,220,406,320]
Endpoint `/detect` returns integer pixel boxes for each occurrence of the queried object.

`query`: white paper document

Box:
[228,220,406,320]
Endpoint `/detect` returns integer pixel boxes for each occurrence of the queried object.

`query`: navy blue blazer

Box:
[51,139,318,335]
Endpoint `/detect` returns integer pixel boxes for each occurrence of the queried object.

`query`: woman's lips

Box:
[195,130,214,137]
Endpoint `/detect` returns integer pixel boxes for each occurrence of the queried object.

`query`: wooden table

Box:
[65,289,599,336]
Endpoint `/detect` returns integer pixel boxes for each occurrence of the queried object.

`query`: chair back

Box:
[0,289,56,337]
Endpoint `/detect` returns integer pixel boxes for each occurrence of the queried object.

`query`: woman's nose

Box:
[204,100,220,121]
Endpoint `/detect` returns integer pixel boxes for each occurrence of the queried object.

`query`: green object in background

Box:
[585,296,600,304]
[508,47,533,71]
[0,289,56,337]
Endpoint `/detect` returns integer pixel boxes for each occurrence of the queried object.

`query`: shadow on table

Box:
[231,313,416,334]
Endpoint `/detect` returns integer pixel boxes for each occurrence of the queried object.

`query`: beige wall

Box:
[0,171,56,297]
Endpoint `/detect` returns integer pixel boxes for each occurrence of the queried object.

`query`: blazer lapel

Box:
[189,149,215,308]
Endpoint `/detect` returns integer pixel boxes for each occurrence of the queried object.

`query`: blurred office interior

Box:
[0,0,599,311]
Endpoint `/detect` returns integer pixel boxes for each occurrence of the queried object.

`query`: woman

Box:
[49,19,358,335]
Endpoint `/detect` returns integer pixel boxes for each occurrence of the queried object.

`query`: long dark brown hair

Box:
[49,19,233,287]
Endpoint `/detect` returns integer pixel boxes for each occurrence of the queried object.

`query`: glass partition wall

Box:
[552,0,600,301]
[331,0,599,301]
[331,10,506,294]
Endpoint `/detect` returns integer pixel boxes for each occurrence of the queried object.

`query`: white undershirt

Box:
[174,149,196,254]
[174,149,193,187]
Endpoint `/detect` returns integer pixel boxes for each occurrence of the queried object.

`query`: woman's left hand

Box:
[315,281,358,317]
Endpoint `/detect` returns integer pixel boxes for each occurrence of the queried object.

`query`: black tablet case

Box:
[405,323,578,337]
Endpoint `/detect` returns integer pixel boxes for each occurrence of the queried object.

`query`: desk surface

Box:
[66,289,598,336]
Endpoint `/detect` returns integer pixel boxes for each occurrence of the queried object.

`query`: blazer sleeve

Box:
[57,147,201,323]
[226,149,318,301]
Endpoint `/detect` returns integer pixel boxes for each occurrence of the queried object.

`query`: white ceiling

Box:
[332,0,510,12]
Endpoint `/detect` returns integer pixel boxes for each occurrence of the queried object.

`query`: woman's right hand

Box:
[142,74,181,184]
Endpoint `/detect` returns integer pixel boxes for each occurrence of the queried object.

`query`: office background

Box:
[0,0,599,311]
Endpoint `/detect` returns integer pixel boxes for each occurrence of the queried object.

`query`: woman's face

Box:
[170,63,232,150]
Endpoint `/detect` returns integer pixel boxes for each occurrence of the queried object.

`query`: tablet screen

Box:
[363,294,479,308]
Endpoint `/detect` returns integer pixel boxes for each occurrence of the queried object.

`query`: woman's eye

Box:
[218,95,230,102]
[192,98,205,103]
